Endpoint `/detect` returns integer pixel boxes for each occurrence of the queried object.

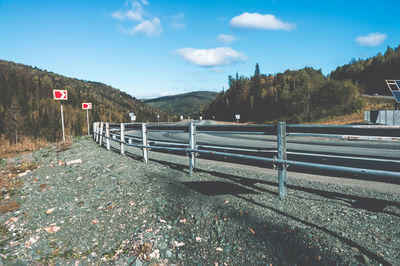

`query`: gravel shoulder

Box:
[1,137,399,265]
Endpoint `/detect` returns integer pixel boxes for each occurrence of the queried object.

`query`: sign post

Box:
[129,112,136,122]
[53,90,68,142]
[235,114,240,124]
[82,103,92,135]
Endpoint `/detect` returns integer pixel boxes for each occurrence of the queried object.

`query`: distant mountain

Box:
[143,91,217,117]
[330,45,400,95]
[0,60,165,142]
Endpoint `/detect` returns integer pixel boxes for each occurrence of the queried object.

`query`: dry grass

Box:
[55,134,74,152]
[0,158,41,214]
[307,111,365,125]
[0,135,50,158]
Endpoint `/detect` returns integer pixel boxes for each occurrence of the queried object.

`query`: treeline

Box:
[144,91,217,117]
[330,45,400,95]
[202,65,363,123]
[0,60,165,143]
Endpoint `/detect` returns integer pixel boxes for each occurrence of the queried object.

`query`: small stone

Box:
[216,247,223,252]
[66,159,82,166]
[18,170,31,177]
[90,252,97,257]
[362,254,370,264]
[166,250,173,258]
[370,215,377,220]
[44,225,60,234]
[46,208,55,215]
[134,258,143,266]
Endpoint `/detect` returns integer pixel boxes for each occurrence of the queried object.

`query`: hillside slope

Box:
[330,45,400,95]
[202,67,363,123]
[143,91,217,117]
[0,60,166,142]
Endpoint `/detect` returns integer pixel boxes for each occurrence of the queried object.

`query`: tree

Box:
[3,98,25,144]
[254,63,260,76]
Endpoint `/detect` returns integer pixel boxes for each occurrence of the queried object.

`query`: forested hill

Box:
[201,65,363,123]
[330,45,400,95]
[143,91,217,117]
[0,60,165,142]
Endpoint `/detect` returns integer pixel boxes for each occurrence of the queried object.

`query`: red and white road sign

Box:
[53,90,68,100]
[82,103,92,109]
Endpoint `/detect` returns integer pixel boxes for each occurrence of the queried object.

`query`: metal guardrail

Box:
[365,110,400,126]
[92,121,400,199]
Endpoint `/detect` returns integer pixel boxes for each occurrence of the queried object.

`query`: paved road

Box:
[124,120,400,174]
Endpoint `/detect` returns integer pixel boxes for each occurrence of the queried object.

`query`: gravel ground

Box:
[1,136,399,265]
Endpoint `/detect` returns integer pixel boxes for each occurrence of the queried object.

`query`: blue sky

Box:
[1,0,399,98]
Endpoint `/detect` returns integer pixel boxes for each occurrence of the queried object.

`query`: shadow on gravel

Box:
[182,181,259,196]
[149,157,400,218]
[104,145,395,265]
[236,195,392,266]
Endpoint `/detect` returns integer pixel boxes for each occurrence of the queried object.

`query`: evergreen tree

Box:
[3,98,25,144]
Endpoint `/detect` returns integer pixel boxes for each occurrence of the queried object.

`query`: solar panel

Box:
[396,80,400,89]
[389,84,399,91]
[392,91,400,103]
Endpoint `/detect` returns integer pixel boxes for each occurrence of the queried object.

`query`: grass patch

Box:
[0,135,50,159]
[56,135,74,152]
[0,158,40,214]
[39,246,92,263]
[0,200,20,214]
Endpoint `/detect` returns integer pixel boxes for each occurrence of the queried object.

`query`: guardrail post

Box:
[142,123,149,163]
[120,123,125,155]
[189,123,196,175]
[106,122,110,150]
[99,122,104,146]
[277,121,287,199]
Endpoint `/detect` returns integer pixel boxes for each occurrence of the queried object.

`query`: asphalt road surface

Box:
[123,120,400,179]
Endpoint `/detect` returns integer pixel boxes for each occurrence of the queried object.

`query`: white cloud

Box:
[171,22,186,30]
[171,13,186,30]
[112,1,144,21]
[175,47,248,67]
[217,34,235,45]
[112,0,163,36]
[230,12,296,31]
[130,18,162,36]
[355,32,387,46]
